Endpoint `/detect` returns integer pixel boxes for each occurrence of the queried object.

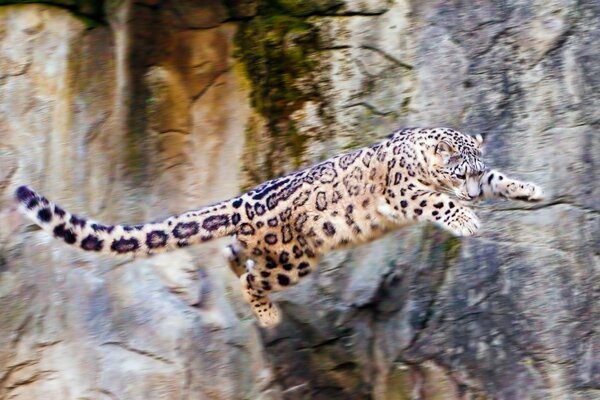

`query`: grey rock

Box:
[0,1,598,399]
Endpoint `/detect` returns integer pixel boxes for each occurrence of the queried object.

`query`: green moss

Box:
[384,364,413,400]
[235,5,318,123]
[421,225,462,268]
[232,1,328,180]
[400,96,411,114]
[443,235,462,262]
[275,0,343,16]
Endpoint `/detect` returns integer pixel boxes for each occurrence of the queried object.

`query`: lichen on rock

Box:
[232,0,329,183]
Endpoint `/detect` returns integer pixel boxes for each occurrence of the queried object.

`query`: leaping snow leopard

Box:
[15,127,544,327]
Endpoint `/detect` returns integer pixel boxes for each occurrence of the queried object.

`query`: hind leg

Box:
[240,261,281,328]
[239,252,317,328]
[223,241,248,277]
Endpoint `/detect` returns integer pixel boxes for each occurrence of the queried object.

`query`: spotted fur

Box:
[16,128,544,327]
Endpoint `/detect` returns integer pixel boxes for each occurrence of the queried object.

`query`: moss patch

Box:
[423,226,462,267]
[275,0,343,16]
[443,235,462,262]
[232,0,332,180]
[235,3,319,120]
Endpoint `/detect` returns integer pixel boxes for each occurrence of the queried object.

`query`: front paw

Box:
[444,207,480,237]
[514,183,544,202]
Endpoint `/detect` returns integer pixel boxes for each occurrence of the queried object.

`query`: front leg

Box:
[479,170,544,202]
[378,190,480,237]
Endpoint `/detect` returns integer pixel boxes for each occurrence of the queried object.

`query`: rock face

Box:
[0,1,598,399]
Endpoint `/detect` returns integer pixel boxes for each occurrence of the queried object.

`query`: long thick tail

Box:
[15,185,240,256]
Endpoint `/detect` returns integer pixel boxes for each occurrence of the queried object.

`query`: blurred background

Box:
[0,0,598,399]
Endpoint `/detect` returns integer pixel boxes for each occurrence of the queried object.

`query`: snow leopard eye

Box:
[448,154,462,164]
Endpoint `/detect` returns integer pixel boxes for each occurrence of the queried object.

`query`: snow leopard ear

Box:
[475,134,484,146]
[474,134,486,155]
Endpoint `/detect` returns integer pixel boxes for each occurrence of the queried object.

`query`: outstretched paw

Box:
[515,183,544,202]
[443,207,480,237]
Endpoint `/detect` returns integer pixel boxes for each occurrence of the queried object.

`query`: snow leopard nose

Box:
[466,174,481,198]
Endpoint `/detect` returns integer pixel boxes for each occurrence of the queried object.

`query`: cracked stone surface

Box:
[0,1,599,399]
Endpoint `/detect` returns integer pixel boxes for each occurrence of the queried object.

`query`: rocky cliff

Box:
[0,1,598,399]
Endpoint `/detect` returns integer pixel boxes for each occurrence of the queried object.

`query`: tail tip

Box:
[15,185,36,203]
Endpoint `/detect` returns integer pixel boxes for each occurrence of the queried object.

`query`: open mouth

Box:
[449,174,482,201]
